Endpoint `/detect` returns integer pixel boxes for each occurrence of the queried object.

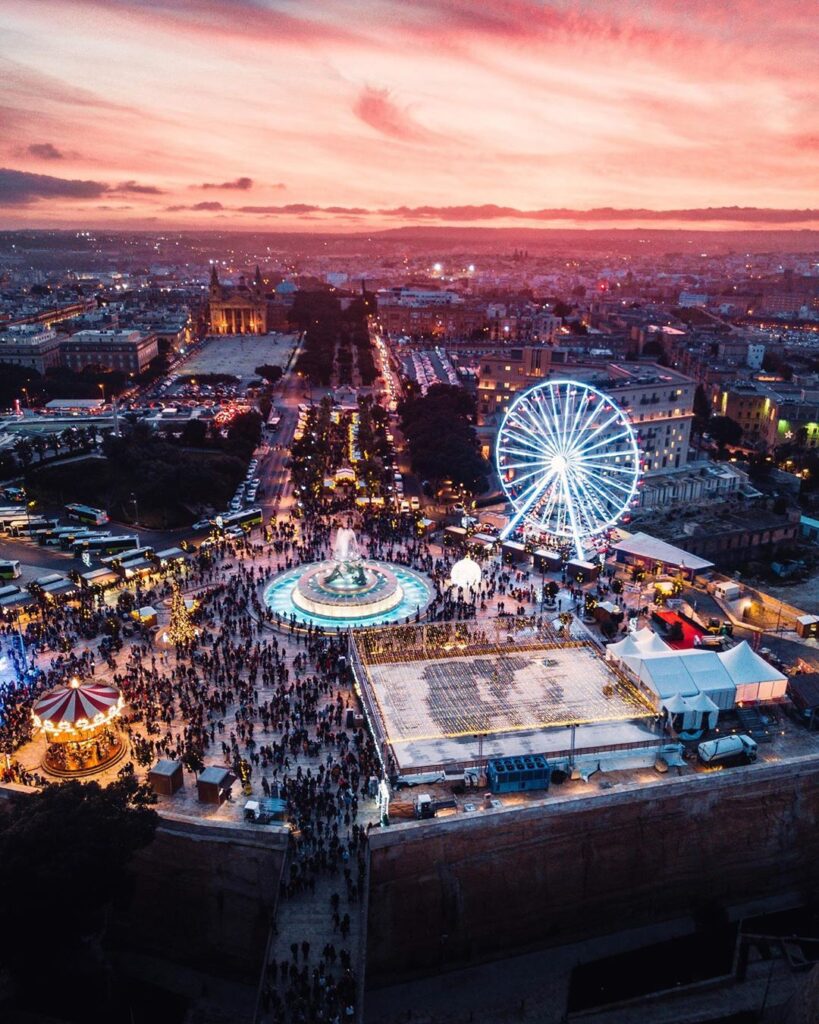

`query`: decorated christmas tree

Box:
[166,583,196,646]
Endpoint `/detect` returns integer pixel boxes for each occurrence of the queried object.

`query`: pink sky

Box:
[1,0,817,231]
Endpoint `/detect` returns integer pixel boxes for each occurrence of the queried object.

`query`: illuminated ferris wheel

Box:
[496,380,641,557]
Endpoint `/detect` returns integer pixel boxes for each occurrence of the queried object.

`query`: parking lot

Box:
[169,332,298,391]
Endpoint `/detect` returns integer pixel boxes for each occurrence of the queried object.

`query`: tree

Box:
[13,437,33,468]
[0,776,157,976]
[166,582,196,646]
[180,418,208,447]
[399,385,489,494]
[0,364,42,409]
[255,363,283,384]
[226,410,263,456]
[693,384,711,433]
[708,415,743,447]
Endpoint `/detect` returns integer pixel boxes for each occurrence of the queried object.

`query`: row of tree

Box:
[399,384,489,495]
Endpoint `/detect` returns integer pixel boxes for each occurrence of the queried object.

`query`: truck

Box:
[697,734,757,766]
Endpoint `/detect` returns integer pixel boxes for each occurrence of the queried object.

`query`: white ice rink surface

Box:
[363,645,655,771]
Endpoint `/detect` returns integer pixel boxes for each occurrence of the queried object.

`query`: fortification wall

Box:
[111,816,289,979]
[366,757,819,984]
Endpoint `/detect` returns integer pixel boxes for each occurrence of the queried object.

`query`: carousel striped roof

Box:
[33,681,121,726]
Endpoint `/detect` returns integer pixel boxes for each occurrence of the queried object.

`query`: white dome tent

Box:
[449,555,482,593]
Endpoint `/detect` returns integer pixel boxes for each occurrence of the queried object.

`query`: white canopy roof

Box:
[635,654,701,699]
[633,650,736,702]
[613,532,713,572]
[662,693,688,713]
[607,634,641,659]
[687,691,720,713]
[633,627,672,654]
[719,641,786,686]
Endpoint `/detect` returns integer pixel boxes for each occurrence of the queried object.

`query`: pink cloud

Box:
[353,87,436,142]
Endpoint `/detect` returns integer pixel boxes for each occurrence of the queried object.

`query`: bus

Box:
[8,517,58,537]
[214,507,263,533]
[0,560,21,580]
[65,503,109,526]
[60,530,104,551]
[0,508,33,530]
[73,534,139,558]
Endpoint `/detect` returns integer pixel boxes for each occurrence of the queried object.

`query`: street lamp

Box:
[130,492,139,527]
[98,382,105,404]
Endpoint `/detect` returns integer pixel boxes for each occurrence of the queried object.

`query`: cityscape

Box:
[1,3,819,1024]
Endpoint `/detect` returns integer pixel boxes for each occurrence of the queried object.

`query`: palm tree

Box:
[14,437,33,468]
[32,434,47,462]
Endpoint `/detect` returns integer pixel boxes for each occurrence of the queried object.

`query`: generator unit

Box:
[487,754,550,793]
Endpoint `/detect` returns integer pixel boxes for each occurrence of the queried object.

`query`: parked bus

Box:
[213,507,263,533]
[0,508,34,530]
[60,530,104,551]
[8,517,58,537]
[65,503,109,526]
[0,560,21,580]
[72,534,139,557]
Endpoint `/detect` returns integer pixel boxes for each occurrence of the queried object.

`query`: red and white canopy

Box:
[32,680,122,734]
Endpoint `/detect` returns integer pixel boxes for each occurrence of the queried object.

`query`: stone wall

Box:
[110,816,289,980]
[366,757,819,985]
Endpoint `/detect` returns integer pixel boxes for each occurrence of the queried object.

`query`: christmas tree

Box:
[166,583,196,646]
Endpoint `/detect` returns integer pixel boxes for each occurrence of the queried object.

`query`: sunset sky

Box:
[1,0,817,231]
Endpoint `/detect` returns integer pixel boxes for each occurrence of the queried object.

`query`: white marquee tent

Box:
[719,641,787,703]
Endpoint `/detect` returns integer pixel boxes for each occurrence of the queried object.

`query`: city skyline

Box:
[1,0,818,232]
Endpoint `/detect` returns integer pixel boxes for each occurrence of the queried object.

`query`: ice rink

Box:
[356,634,656,772]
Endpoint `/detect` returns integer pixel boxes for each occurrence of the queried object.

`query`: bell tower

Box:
[209,264,221,300]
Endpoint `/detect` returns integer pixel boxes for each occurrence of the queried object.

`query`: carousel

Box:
[31,678,126,777]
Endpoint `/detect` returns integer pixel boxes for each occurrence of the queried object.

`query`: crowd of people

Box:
[0,491,624,1024]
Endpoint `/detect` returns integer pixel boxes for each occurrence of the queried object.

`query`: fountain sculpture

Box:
[265,526,432,628]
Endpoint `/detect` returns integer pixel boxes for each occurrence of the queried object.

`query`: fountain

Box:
[264,526,432,629]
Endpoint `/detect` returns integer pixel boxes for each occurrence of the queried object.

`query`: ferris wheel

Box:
[496,380,641,557]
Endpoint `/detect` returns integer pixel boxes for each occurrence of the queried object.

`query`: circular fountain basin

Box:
[264,560,433,629]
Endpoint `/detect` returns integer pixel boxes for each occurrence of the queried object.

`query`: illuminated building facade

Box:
[208,265,268,334]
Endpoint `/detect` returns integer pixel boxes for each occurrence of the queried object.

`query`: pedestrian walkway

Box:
[257,825,369,1024]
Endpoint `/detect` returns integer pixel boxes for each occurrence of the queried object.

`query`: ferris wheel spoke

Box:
[577,457,639,476]
[567,475,605,535]
[569,471,611,529]
[552,386,573,451]
[580,469,634,500]
[582,472,632,522]
[499,437,557,461]
[501,462,560,537]
[574,427,634,459]
[538,484,561,529]
[558,471,586,557]
[504,416,558,461]
[561,393,593,454]
[571,409,624,450]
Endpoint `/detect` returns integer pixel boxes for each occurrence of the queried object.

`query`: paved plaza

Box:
[171,333,299,389]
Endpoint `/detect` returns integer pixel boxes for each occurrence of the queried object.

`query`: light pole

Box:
[130,492,139,527]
